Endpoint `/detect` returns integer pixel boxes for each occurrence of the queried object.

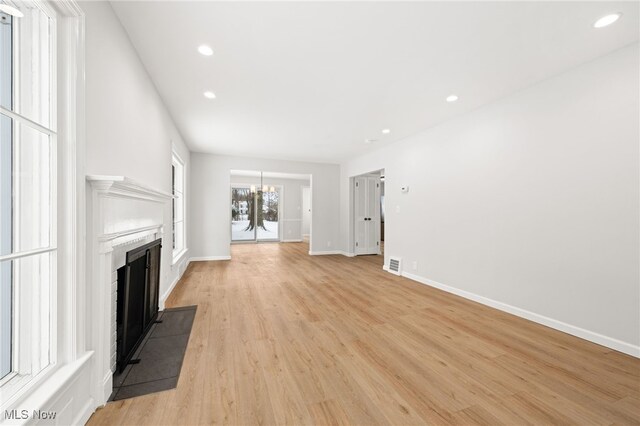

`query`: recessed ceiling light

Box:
[0,3,24,17]
[381,129,391,134]
[446,94,459,103]
[364,139,377,144]
[594,13,621,28]
[203,91,216,99]
[197,44,214,56]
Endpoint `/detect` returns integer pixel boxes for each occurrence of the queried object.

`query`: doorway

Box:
[230,170,312,245]
[353,170,383,255]
[231,185,281,242]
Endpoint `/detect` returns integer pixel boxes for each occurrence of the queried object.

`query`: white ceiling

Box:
[111,1,639,164]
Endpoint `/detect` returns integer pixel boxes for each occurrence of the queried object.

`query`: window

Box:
[172,150,185,261]
[0,0,56,398]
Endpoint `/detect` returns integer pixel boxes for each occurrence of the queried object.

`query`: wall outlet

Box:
[412,261,418,271]
[327,241,332,247]
[288,229,292,234]
[396,205,400,213]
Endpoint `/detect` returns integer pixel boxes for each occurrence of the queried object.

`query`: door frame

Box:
[230,183,283,244]
[349,169,385,256]
[352,173,382,256]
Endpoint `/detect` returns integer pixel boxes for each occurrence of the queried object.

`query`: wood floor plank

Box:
[307,400,351,426]
[88,242,640,425]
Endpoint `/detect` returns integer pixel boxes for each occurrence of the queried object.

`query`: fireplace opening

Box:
[116,238,162,373]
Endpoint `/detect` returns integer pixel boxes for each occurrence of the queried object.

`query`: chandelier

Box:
[250,171,275,193]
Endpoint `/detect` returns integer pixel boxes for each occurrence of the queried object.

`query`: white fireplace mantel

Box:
[86,175,174,407]
[87,175,174,201]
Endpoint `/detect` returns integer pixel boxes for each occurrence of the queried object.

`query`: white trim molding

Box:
[161,270,183,310]
[189,256,231,262]
[400,271,640,358]
[86,175,173,407]
[311,250,356,256]
[309,250,342,256]
[86,175,174,202]
[2,0,93,422]
[172,247,188,265]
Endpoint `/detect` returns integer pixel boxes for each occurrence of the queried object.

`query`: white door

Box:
[365,176,381,253]
[302,186,311,236]
[354,176,381,255]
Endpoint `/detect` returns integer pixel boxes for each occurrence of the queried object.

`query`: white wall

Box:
[83,1,191,296]
[341,44,640,355]
[230,175,310,241]
[191,154,340,258]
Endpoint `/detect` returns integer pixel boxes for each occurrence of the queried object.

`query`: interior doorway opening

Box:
[230,170,312,245]
[352,169,385,256]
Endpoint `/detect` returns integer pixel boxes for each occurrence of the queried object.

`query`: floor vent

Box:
[388,257,402,276]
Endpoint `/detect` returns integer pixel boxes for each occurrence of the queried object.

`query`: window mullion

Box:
[0,247,56,262]
[0,107,56,136]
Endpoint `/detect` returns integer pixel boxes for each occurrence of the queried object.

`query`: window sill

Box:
[172,248,188,266]
[1,352,94,422]
[0,363,55,413]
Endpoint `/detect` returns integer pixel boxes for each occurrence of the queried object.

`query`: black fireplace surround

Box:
[116,238,162,373]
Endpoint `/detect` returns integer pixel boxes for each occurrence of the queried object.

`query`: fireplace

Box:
[116,238,162,373]
[87,175,176,404]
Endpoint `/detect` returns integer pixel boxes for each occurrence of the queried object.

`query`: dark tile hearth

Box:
[111,305,197,401]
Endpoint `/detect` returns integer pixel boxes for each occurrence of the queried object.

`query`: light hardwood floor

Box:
[89,242,640,425]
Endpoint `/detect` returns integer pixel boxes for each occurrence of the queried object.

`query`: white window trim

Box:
[0,0,58,403]
[171,147,186,265]
[172,247,188,266]
[0,0,85,413]
[229,183,284,243]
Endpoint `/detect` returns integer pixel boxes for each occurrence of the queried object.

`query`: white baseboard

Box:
[160,255,191,310]
[307,251,358,257]
[282,239,303,243]
[189,255,231,262]
[400,271,640,358]
[160,272,182,311]
[309,250,356,257]
[100,370,112,408]
[74,397,97,426]
[308,250,342,255]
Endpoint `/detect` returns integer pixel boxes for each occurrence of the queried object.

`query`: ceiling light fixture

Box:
[446,94,459,103]
[203,91,216,99]
[197,44,214,56]
[381,129,391,134]
[594,13,621,28]
[0,2,23,17]
[250,172,276,194]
